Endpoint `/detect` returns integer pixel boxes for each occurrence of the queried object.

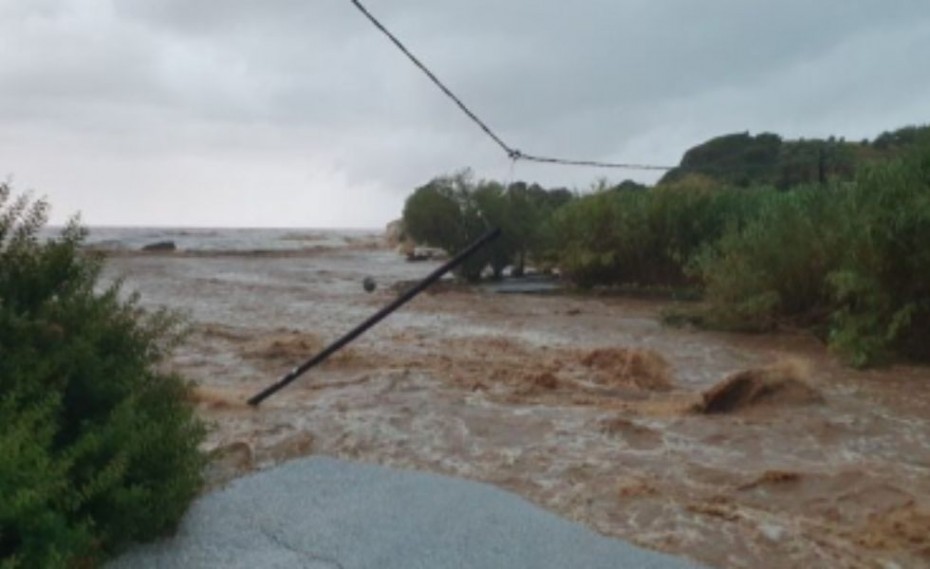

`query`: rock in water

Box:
[362,276,376,293]
[142,240,177,252]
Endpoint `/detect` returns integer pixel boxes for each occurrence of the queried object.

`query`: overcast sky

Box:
[2,0,929,228]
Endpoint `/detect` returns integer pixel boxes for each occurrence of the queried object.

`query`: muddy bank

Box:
[105,249,930,569]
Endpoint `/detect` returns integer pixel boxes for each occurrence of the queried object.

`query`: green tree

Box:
[0,185,205,567]
[402,170,496,280]
[402,173,466,254]
[471,181,514,278]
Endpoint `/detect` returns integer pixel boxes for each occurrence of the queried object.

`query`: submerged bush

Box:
[691,140,930,365]
[0,185,205,568]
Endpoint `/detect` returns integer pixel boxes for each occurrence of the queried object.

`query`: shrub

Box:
[826,143,930,365]
[0,185,206,568]
[553,176,762,289]
[691,138,930,365]
[689,185,846,331]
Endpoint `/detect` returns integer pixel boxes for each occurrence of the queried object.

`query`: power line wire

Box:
[511,151,674,171]
[349,0,676,172]
[349,0,511,156]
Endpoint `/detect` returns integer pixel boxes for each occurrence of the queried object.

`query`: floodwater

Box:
[102,239,930,569]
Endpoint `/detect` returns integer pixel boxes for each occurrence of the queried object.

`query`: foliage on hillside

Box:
[659,125,929,189]
[0,186,205,568]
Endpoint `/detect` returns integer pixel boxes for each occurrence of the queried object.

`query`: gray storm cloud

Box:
[1,0,929,226]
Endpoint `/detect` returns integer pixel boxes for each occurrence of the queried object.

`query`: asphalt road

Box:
[110,457,705,569]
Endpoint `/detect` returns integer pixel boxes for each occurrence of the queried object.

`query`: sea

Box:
[43,226,384,253]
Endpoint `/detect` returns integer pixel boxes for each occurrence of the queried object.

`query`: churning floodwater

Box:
[90,227,930,569]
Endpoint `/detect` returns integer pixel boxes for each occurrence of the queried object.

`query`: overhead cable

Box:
[349,0,676,172]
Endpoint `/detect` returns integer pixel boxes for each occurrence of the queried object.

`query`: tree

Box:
[402,174,466,254]
[402,171,575,281]
[0,185,205,567]
[402,170,494,280]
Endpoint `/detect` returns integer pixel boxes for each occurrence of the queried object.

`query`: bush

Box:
[826,144,930,365]
[691,139,930,365]
[0,185,206,568]
[553,176,762,289]
[689,185,846,331]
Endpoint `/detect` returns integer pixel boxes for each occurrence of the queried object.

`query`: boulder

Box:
[141,240,177,252]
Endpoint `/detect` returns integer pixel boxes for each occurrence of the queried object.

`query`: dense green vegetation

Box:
[551,175,767,288]
[0,186,205,568]
[401,125,930,366]
[660,125,929,189]
[402,170,571,280]
[691,146,930,365]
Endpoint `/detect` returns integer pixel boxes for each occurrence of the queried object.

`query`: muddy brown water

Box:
[104,248,930,569]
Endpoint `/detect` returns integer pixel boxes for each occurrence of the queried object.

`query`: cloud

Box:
[1,0,928,226]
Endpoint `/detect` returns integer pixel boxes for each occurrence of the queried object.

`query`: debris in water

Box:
[580,347,674,391]
[243,331,324,362]
[512,371,561,396]
[600,416,664,450]
[188,385,250,410]
[696,359,822,414]
[851,502,930,559]
[738,470,802,491]
[240,330,365,374]
[616,475,660,499]
[528,371,560,390]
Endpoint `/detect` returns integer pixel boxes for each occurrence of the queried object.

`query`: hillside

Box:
[659,124,930,188]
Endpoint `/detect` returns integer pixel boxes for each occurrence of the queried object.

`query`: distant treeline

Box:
[400,124,930,366]
[660,124,930,188]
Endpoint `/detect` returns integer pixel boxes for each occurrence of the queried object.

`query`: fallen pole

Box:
[247,227,501,406]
